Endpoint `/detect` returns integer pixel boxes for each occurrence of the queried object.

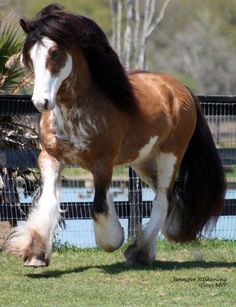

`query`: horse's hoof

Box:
[124,243,153,266]
[4,226,50,267]
[94,214,124,252]
[24,255,49,267]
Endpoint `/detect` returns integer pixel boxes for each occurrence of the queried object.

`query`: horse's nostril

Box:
[44,99,49,109]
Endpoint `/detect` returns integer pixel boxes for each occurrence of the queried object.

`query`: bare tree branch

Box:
[147,0,171,37]
[147,0,156,32]
[109,0,116,48]
[110,0,171,70]
[11,72,34,94]
[133,0,140,65]
[138,0,152,68]
[123,0,133,69]
[116,0,123,56]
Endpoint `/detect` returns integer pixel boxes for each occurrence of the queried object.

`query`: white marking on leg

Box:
[162,202,182,240]
[94,192,124,252]
[131,160,157,192]
[132,136,159,164]
[127,153,177,264]
[28,158,61,250]
[144,153,177,237]
[5,157,61,264]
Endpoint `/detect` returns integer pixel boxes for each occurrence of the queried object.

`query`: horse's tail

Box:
[163,93,226,242]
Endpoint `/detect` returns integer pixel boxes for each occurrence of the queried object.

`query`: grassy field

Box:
[227,165,236,180]
[61,166,236,181]
[0,240,235,306]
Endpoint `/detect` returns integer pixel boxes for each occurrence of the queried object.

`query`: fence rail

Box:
[0,95,236,242]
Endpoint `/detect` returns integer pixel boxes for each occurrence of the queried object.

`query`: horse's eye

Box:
[51,50,61,59]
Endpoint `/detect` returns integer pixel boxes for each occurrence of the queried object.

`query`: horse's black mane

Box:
[21,4,137,114]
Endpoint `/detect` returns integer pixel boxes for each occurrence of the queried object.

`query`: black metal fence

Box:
[0,95,236,246]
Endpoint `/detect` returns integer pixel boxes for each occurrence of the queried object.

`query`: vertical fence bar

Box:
[128,167,142,239]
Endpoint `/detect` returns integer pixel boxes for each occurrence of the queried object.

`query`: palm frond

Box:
[0,13,25,93]
[1,67,23,91]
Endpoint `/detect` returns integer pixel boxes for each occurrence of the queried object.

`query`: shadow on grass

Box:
[25,266,91,279]
[25,260,236,279]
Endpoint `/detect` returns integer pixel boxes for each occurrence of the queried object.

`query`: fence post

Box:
[216,115,221,145]
[128,167,142,239]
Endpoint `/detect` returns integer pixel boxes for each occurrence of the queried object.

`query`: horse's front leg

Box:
[92,164,124,252]
[5,150,62,267]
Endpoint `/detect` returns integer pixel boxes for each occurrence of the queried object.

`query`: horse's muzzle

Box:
[32,98,53,112]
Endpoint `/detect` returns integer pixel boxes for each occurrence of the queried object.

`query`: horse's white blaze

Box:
[94,192,124,252]
[132,136,159,164]
[30,37,72,112]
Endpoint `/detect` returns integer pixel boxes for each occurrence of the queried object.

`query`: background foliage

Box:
[0,13,23,93]
[1,0,236,94]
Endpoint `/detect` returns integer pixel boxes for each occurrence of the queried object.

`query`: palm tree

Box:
[0,13,22,92]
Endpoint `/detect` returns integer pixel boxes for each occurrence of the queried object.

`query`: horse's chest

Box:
[44,118,97,163]
[64,120,92,150]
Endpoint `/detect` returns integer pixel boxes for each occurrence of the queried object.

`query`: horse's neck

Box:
[57,83,95,118]
[56,52,94,112]
[53,88,99,138]
[53,99,80,129]
[52,49,106,138]
[69,48,91,97]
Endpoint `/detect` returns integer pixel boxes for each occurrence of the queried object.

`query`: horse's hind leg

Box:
[92,163,124,252]
[5,151,62,267]
[125,151,177,265]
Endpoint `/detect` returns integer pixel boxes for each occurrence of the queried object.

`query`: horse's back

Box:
[135,71,197,154]
[129,71,196,125]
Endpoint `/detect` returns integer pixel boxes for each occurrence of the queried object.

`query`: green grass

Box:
[62,165,236,182]
[30,165,236,182]
[61,166,128,180]
[0,240,235,306]
[226,165,236,179]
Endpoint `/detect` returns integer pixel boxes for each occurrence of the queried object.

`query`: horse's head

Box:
[20,19,72,112]
[20,4,136,114]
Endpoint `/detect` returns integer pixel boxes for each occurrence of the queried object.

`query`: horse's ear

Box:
[20,18,33,33]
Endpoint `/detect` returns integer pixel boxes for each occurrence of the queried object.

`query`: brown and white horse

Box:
[5,5,225,267]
